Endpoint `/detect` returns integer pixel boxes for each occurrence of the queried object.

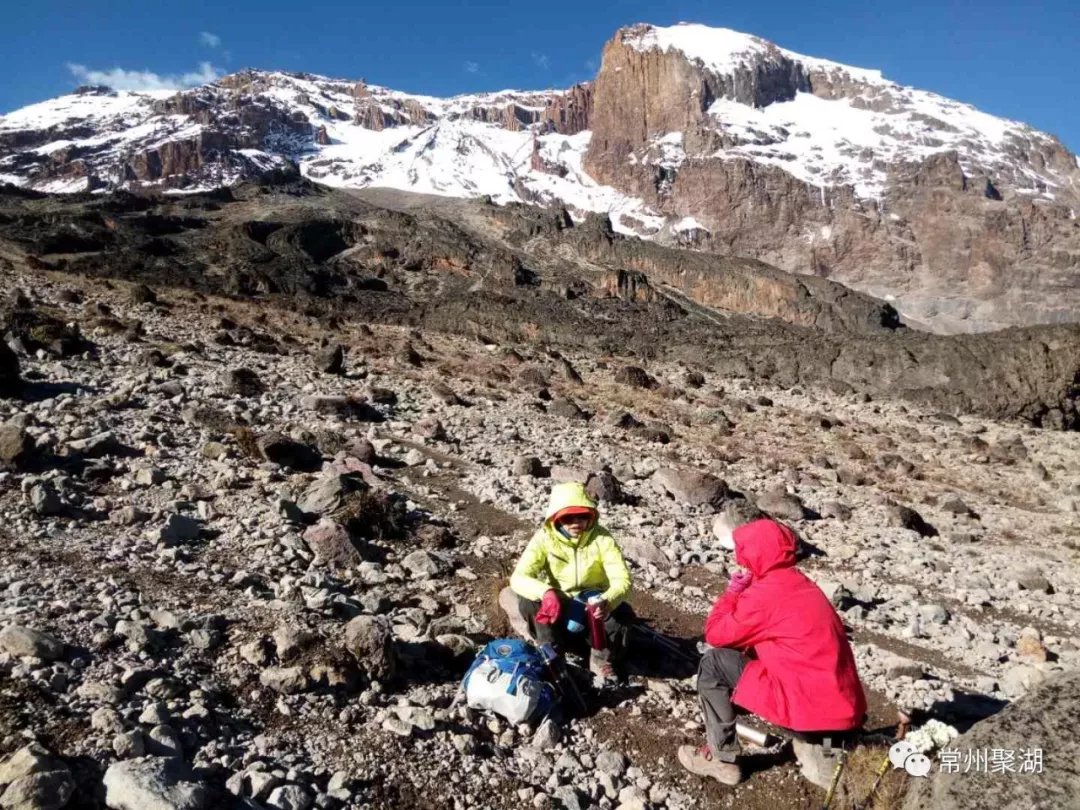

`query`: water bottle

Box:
[587,596,606,651]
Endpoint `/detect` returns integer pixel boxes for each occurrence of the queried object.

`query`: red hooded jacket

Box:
[705,519,867,731]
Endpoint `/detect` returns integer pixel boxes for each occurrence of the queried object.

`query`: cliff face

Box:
[581,24,1080,333]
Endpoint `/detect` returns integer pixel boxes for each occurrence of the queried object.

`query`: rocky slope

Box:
[3,23,1079,332]
[1,209,1079,810]
[2,180,1080,430]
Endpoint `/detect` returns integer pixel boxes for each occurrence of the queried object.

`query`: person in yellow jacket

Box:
[510,481,633,680]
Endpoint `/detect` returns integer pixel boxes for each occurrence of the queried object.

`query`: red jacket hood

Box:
[734,519,798,578]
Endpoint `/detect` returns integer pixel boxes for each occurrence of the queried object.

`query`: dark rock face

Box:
[902,670,1080,810]
[0,342,20,397]
[1,182,1078,430]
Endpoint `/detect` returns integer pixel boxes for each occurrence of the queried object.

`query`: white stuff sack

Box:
[464,660,546,725]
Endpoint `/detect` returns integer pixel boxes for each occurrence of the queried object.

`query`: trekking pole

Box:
[852,753,891,810]
[538,643,587,716]
[822,749,847,810]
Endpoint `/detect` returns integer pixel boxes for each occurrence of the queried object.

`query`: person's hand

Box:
[536,589,562,625]
[589,598,609,621]
[726,571,753,596]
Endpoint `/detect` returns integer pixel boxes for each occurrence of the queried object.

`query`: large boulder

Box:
[102,757,212,810]
[652,468,729,509]
[902,669,1080,810]
[0,744,74,810]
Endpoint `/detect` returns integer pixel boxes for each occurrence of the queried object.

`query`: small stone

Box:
[532,718,561,749]
[596,750,627,778]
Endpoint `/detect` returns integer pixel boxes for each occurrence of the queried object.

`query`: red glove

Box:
[536,589,562,625]
[725,571,753,596]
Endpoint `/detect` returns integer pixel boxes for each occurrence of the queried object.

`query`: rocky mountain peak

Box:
[2,24,1079,332]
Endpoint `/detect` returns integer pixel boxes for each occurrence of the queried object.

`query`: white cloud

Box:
[463,61,479,74]
[199,31,222,48]
[67,61,223,92]
[532,52,550,70]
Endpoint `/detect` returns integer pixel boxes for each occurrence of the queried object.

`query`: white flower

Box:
[904,719,959,753]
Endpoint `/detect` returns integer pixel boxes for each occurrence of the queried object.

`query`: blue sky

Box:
[2,0,1078,150]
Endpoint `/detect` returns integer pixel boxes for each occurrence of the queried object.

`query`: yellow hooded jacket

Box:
[510,482,632,608]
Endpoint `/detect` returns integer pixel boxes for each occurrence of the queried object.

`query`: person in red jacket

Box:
[678,518,867,786]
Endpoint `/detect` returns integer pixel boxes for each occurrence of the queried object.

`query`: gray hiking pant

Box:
[698,647,748,762]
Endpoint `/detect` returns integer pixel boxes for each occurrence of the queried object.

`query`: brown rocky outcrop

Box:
[578,26,1080,333]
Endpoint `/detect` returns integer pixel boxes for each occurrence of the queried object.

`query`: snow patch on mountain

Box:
[625,22,1065,201]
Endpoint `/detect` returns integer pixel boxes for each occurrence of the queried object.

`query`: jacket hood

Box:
[544,482,599,546]
[545,482,598,522]
[734,519,798,577]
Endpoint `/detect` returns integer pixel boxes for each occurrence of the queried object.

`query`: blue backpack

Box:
[461,639,557,724]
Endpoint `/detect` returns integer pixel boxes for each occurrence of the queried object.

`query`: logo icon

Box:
[889,741,931,777]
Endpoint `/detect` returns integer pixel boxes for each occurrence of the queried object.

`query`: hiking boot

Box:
[589,648,616,684]
[677,745,742,785]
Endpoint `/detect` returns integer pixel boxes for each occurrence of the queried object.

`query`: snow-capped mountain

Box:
[2,23,1079,332]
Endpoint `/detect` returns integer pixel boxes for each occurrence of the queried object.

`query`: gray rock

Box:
[157,514,201,547]
[113,731,147,759]
[257,433,322,472]
[652,468,729,509]
[401,550,451,578]
[303,520,367,570]
[511,456,545,477]
[0,424,33,470]
[343,615,396,681]
[0,769,74,810]
[316,344,345,375]
[756,487,806,522]
[223,368,264,397]
[413,416,446,441]
[259,667,310,695]
[618,536,668,566]
[595,750,627,778]
[887,504,937,537]
[266,784,313,810]
[1014,569,1053,594]
[821,501,852,521]
[147,725,183,757]
[103,757,212,810]
[533,718,561,749]
[0,626,64,661]
[297,475,365,516]
[28,482,63,516]
[585,470,624,504]
[273,624,318,661]
[903,669,1079,810]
